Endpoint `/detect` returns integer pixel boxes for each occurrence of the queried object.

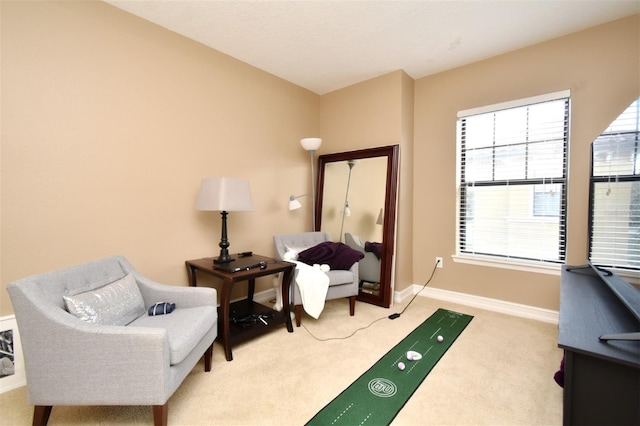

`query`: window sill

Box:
[452,254,562,276]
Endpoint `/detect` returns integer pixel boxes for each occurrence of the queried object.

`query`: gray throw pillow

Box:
[63,273,145,326]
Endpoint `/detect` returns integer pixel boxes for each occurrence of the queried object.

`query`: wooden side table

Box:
[185,254,295,361]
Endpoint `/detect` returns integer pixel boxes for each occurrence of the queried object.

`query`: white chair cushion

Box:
[129,306,217,365]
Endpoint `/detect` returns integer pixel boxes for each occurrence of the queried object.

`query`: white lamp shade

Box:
[300,137,322,151]
[196,177,254,211]
[289,195,302,210]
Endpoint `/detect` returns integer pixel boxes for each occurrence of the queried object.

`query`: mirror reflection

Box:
[321,158,387,295]
[317,145,399,308]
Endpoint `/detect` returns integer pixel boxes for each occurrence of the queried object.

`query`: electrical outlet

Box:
[436,257,443,268]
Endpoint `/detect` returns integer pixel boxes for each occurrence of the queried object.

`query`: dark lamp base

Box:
[214,256,235,265]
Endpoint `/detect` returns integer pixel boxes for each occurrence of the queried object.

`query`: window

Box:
[589,98,640,270]
[533,184,562,217]
[457,91,570,266]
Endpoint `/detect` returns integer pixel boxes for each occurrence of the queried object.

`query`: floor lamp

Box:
[339,160,356,242]
[300,137,322,230]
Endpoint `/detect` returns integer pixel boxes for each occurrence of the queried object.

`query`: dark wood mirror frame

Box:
[315,145,399,308]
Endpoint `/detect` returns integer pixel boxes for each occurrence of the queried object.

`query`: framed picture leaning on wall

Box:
[0,316,25,393]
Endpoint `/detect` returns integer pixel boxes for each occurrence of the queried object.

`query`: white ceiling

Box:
[105,0,640,95]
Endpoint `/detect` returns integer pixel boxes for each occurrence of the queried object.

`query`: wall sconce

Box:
[289,193,310,210]
[344,201,351,217]
[196,177,253,264]
[298,137,322,230]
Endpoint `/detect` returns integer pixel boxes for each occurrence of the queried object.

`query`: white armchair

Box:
[7,255,218,426]
[273,232,359,326]
[345,233,381,285]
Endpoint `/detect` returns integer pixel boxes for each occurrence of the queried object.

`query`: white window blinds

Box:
[457,91,570,264]
[589,98,640,270]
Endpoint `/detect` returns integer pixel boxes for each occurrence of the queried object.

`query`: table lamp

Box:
[196,177,253,264]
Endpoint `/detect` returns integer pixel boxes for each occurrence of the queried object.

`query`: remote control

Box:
[230,261,267,272]
[238,251,253,257]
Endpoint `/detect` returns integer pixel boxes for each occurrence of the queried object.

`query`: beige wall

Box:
[320,70,414,296]
[413,14,640,310]
[2,1,638,317]
[1,0,322,315]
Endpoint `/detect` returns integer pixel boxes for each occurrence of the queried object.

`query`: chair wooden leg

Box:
[153,403,168,426]
[295,304,303,327]
[348,296,356,316]
[32,405,52,426]
[204,342,213,372]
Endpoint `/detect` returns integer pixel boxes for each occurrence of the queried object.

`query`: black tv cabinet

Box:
[559,266,640,425]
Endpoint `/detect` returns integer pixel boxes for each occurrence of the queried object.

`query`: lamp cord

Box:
[388,259,438,319]
[301,258,440,342]
[302,316,388,342]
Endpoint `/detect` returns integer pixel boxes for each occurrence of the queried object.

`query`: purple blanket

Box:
[298,242,364,270]
[554,355,564,388]
[365,241,382,259]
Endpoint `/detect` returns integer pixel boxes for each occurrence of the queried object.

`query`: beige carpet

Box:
[0,295,563,425]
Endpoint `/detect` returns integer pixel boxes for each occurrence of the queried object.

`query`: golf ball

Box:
[437,335,444,342]
[398,362,405,370]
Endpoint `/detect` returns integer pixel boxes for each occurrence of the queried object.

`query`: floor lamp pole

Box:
[309,150,316,231]
[339,160,355,242]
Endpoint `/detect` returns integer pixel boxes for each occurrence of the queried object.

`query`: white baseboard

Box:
[249,286,559,325]
[396,285,559,324]
[257,282,559,325]
[252,288,278,306]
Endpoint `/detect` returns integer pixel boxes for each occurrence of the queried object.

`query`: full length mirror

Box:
[316,145,399,308]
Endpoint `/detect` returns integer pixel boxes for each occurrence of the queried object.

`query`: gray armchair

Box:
[273,231,359,326]
[7,255,218,426]
[345,233,381,285]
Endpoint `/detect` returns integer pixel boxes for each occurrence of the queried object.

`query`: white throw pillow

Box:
[284,250,298,261]
[63,273,145,326]
[284,244,308,261]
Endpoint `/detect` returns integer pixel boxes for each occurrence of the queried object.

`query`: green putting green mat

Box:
[306,308,473,426]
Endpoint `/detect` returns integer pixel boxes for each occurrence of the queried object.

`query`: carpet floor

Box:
[0,295,563,425]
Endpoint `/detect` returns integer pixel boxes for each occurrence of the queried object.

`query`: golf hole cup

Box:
[406,350,422,361]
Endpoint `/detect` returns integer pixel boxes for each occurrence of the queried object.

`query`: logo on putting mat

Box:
[368,378,397,398]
